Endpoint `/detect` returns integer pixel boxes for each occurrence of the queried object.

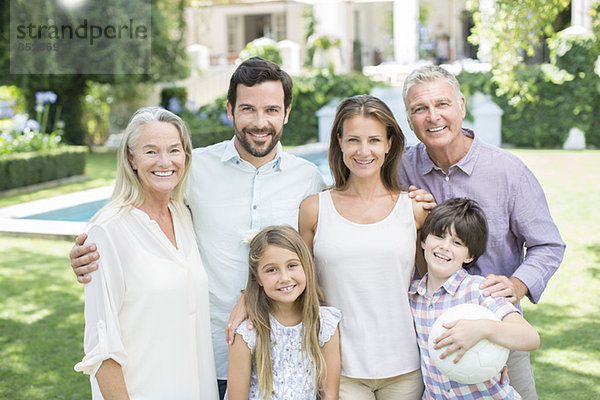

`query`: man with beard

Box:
[70,57,325,398]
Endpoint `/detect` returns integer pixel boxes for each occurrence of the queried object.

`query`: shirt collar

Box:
[409,274,428,296]
[409,268,469,297]
[441,268,470,296]
[220,137,284,171]
[417,128,480,176]
[453,128,479,176]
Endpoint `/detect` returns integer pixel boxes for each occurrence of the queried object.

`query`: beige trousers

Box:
[339,369,424,400]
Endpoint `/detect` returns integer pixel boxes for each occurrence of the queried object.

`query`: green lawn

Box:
[0,149,598,399]
[515,150,600,399]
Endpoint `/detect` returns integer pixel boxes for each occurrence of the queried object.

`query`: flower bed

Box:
[0,89,88,191]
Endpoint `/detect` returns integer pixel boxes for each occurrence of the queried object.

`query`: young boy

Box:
[409,198,540,399]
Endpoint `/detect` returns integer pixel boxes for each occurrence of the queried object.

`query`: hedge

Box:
[189,125,233,148]
[284,71,379,145]
[160,87,187,114]
[0,146,87,191]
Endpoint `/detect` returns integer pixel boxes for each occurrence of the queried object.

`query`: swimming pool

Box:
[288,142,333,186]
[0,185,113,239]
[20,199,108,222]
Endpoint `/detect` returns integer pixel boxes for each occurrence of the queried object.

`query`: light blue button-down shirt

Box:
[399,129,565,306]
[185,138,325,378]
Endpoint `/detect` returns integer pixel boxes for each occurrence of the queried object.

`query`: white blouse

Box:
[74,205,219,399]
[227,306,341,400]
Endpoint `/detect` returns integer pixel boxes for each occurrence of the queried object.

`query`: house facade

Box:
[178,0,592,105]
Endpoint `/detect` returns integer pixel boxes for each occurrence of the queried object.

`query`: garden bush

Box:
[0,89,89,190]
[239,40,282,65]
[0,146,87,191]
[160,87,187,115]
[284,71,379,145]
[189,125,233,148]
[458,31,600,148]
[181,95,234,147]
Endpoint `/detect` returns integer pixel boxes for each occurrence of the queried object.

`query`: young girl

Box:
[226,225,341,400]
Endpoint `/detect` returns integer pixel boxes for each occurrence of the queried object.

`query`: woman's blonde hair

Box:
[328,94,405,191]
[246,225,326,399]
[93,107,192,220]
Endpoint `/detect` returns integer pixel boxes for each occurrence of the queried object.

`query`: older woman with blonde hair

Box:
[299,95,428,399]
[75,107,218,399]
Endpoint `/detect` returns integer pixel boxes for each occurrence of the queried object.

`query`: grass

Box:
[0,238,88,399]
[514,150,600,399]
[0,148,599,399]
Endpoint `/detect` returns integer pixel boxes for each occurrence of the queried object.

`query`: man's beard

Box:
[234,125,282,158]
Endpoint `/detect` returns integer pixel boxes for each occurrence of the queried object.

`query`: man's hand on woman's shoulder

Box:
[70,232,99,284]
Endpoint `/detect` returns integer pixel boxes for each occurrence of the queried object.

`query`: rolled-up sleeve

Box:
[74,225,127,376]
[510,167,566,303]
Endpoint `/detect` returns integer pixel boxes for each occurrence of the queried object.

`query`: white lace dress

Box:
[227,306,341,400]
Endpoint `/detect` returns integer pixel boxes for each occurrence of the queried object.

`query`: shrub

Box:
[160,87,187,115]
[240,40,282,65]
[284,71,379,145]
[181,94,233,148]
[0,130,62,154]
[311,35,341,50]
[458,32,600,148]
[0,146,87,191]
[189,126,233,148]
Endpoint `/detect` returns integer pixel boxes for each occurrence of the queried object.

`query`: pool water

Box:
[20,199,108,222]
[289,143,333,186]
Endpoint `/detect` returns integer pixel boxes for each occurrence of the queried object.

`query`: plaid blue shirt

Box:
[409,269,521,399]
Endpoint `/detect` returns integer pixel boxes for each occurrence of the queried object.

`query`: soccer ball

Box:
[428,303,509,384]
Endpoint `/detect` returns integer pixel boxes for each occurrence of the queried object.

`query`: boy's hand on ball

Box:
[434,319,487,363]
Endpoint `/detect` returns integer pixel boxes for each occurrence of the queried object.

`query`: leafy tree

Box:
[591,0,600,51]
[0,0,188,144]
[467,0,571,99]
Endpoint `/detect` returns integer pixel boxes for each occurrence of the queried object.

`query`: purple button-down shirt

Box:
[400,129,565,304]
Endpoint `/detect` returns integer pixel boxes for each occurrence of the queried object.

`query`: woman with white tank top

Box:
[299,95,429,400]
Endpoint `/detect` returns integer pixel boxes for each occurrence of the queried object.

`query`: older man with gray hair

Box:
[399,65,565,400]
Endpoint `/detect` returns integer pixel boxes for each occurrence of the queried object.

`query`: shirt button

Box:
[445,175,449,182]
[252,205,257,210]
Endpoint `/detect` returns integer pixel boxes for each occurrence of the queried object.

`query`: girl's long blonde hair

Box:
[246,225,326,399]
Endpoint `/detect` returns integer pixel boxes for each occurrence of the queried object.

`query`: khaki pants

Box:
[507,350,538,400]
[339,369,424,400]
